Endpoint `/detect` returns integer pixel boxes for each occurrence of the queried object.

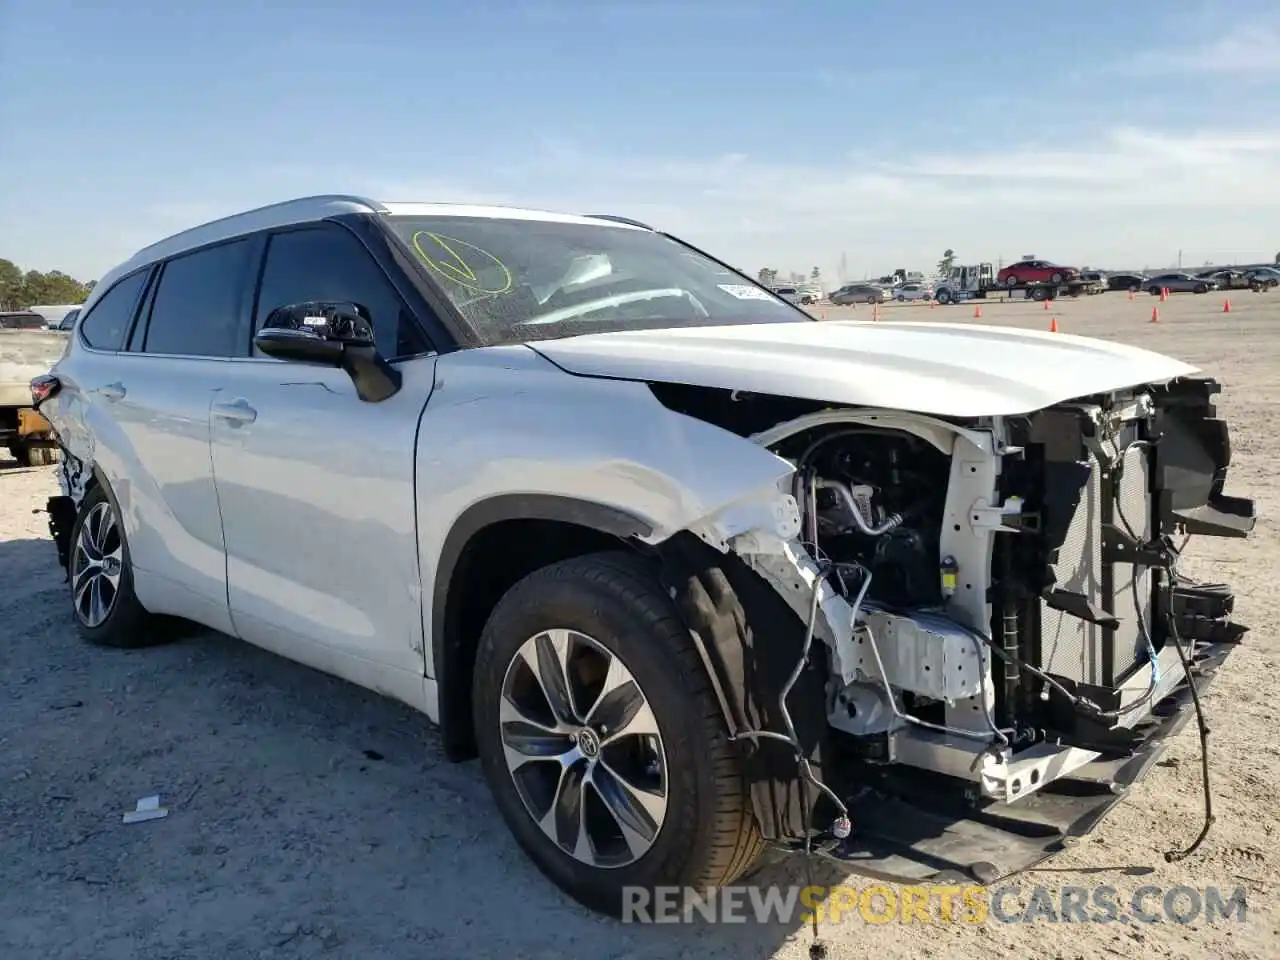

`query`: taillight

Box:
[31,374,61,407]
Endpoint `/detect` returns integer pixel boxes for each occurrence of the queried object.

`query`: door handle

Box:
[96,381,126,402]
[212,398,257,425]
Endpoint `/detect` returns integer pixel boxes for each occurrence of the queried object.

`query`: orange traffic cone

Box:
[1043,299,1050,310]
[1150,306,1160,323]
[872,303,880,321]
[1160,287,1169,301]
[1128,289,1135,301]
[973,304,983,319]
[1222,299,1231,314]
[1049,317,1059,333]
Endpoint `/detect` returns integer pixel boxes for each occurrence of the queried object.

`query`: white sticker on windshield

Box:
[718,284,775,301]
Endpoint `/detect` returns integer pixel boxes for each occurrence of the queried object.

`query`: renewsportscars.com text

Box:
[622,883,1249,926]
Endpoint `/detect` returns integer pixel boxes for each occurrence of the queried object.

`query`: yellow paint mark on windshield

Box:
[412,231,513,295]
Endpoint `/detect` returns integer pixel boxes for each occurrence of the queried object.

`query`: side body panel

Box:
[210,357,438,709]
[43,345,235,633]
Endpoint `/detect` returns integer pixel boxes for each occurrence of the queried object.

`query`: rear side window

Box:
[253,223,428,359]
[79,270,149,351]
[142,239,252,357]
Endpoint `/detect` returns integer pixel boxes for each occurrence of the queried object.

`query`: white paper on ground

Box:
[122,794,169,824]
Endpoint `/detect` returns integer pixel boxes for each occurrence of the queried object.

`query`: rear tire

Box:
[472,551,763,917]
[68,483,168,648]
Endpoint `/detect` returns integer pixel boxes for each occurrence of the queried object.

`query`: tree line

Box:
[0,258,96,312]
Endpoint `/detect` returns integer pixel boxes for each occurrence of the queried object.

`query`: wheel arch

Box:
[46,459,108,574]
[431,493,655,760]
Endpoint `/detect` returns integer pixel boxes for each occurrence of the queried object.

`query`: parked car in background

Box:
[0,321,65,464]
[24,304,83,330]
[996,258,1080,286]
[1197,269,1251,290]
[1106,273,1147,292]
[53,308,80,331]
[1145,272,1217,295]
[829,283,888,305]
[0,311,50,330]
[773,286,802,305]
[1079,271,1108,294]
[1244,268,1280,290]
[892,282,933,302]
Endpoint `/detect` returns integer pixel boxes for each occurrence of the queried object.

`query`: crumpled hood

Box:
[526,320,1200,417]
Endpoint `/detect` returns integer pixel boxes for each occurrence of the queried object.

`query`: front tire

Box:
[68,483,165,648]
[472,551,763,917]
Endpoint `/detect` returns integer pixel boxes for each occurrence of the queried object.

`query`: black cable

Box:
[1162,567,1216,862]
[1110,437,1215,860]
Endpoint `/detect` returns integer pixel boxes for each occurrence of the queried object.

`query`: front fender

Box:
[416,346,800,584]
[417,346,805,763]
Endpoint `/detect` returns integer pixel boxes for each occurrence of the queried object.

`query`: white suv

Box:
[34,195,1255,917]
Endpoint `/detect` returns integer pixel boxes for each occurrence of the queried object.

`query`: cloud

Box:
[1115,23,1280,77]
[44,123,1280,281]
[485,126,1280,275]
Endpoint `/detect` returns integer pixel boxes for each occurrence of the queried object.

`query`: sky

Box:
[2,0,1279,284]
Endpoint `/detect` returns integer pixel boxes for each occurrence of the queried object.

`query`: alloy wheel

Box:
[71,500,123,628]
[498,628,668,869]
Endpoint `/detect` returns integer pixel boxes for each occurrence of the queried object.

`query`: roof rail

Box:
[584,213,655,231]
[130,194,385,261]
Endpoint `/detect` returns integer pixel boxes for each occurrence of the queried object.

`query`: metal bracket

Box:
[1102,523,1172,568]
[968,498,1036,533]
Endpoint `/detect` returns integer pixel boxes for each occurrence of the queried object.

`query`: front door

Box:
[209,222,439,700]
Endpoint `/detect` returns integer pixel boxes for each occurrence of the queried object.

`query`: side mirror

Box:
[254,301,401,403]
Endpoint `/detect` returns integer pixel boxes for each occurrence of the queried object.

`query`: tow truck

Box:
[933,263,1092,305]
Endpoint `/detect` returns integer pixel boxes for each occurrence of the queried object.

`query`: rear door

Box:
[210,221,439,692]
[94,238,257,633]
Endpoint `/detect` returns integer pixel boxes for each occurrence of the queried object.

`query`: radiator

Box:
[1036,425,1154,687]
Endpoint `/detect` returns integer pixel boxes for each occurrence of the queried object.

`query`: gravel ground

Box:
[1,290,1277,959]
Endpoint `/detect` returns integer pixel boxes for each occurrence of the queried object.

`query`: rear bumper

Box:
[789,629,1239,885]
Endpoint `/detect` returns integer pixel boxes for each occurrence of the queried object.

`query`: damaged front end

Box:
[658,375,1255,885]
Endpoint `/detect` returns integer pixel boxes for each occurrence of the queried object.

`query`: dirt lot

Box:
[2,290,1277,959]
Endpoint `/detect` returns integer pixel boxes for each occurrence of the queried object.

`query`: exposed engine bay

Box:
[656,376,1256,884]
[786,427,949,610]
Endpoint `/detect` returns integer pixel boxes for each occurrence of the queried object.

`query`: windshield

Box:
[384,213,808,345]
